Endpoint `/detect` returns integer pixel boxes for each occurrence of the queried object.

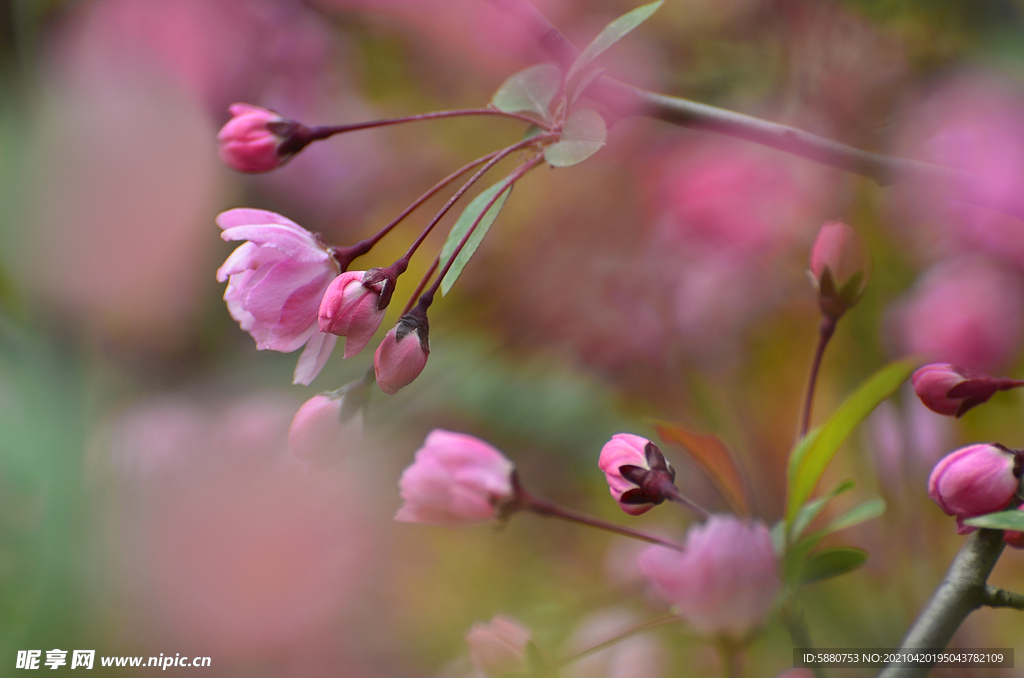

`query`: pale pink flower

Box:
[395,430,515,527]
[374,312,430,395]
[217,103,294,173]
[216,208,339,385]
[928,443,1019,532]
[287,394,351,468]
[318,270,387,358]
[891,256,1024,373]
[638,515,779,640]
[465,616,531,678]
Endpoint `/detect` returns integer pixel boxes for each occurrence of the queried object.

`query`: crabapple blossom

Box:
[809,221,871,318]
[911,363,1023,418]
[465,616,532,678]
[374,311,430,394]
[318,270,387,358]
[928,443,1020,532]
[598,434,676,516]
[287,394,352,468]
[638,515,779,640]
[395,430,515,527]
[217,103,297,173]
[216,208,339,385]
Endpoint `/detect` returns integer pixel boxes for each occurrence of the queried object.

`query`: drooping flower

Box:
[374,310,430,394]
[638,515,779,641]
[216,208,339,385]
[395,430,515,527]
[928,443,1020,533]
[318,270,387,358]
[217,103,300,173]
[911,363,1024,418]
[465,616,532,678]
[287,394,351,469]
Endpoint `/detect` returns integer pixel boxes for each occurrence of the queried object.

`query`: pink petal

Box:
[221,224,329,263]
[292,332,338,386]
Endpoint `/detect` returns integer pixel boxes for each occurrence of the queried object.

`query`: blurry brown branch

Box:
[875,528,1006,678]
[485,0,1024,222]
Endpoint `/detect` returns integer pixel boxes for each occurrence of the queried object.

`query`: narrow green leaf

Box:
[544,109,607,167]
[799,547,868,585]
[785,359,918,524]
[491,64,562,122]
[771,520,786,557]
[565,1,664,84]
[822,498,886,535]
[790,478,856,542]
[439,182,513,295]
[964,510,1024,531]
[570,67,608,107]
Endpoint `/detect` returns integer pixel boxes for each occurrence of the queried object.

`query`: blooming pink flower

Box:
[928,443,1019,532]
[318,270,387,358]
[287,394,352,468]
[638,515,779,640]
[465,616,532,678]
[809,221,871,317]
[394,430,515,527]
[216,208,339,385]
[217,103,297,173]
[891,256,1024,373]
[598,434,675,516]
[374,311,429,395]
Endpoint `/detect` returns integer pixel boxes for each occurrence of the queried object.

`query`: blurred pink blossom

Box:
[217,208,340,385]
[465,616,532,678]
[638,515,779,640]
[889,256,1024,373]
[395,430,515,527]
[288,394,354,469]
[895,75,1024,270]
[560,610,667,678]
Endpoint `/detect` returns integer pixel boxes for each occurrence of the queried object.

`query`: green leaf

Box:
[785,359,917,525]
[790,478,856,542]
[799,547,868,585]
[565,1,664,85]
[964,510,1024,531]
[822,497,886,535]
[491,64,562,122]
[570,67,607,107]
[439,181,513,295]
[544,109,607,167]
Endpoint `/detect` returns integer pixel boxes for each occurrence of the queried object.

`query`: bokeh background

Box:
[2,0,1024,675]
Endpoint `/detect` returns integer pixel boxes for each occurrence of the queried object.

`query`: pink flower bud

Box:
[1002,505,1024,549]
[287,394,351,469]
[374,311,429,395]
[216,208,340,385]
[465,616,532,678]
[809,221,871,318]
[911,363,1023,417]
[638,515,779,640]
[395,430,515,527]
[217,104,298,173]
[928,444,1020,528]
[598,434,675,516]
[318,271,387,358]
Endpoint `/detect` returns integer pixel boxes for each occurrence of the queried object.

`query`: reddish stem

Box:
[306,108,553,139]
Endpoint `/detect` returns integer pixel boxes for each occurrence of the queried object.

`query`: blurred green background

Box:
[2,0,1024,675]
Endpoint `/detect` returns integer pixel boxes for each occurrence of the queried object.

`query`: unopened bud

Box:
[318,271,388,358]
[374,310,429,395]
[809,221,871,318]
[598,434,677,516]
[465,616,532,678]
[912,363,1024,417]
[928,443,1021,531]
[217,103,306,173]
